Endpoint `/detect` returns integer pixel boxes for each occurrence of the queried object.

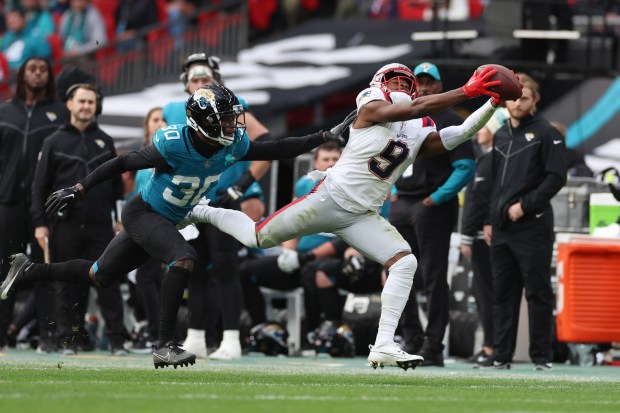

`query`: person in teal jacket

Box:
[1,6,51,70]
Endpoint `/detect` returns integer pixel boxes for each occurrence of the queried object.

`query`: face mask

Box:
[390,91,412,104]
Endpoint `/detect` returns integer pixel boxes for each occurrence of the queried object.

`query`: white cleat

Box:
[208,341,242,360]
[182,336,207,359]
[367,343,424,371]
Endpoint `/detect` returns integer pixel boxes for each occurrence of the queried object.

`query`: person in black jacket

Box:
[30,83,128,355]
[460,125,496,364]
[0,57,69,352]
[389,62,476,366]
[481,73,567,370]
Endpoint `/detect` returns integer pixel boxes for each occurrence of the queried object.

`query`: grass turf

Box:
[1,350,619,413]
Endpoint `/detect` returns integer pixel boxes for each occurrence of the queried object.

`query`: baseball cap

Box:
[414,62,441,80]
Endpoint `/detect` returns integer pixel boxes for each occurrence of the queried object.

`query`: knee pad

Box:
[92,268,117,288]
[390,254,418,279]
[169,244,198,267]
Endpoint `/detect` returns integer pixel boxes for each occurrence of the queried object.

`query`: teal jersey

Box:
[141,124,250,223]
[294,176,335,252]
[162,97,263,203]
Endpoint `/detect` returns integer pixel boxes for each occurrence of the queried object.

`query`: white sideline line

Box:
[513,30,581,39]
[411,30,479,41]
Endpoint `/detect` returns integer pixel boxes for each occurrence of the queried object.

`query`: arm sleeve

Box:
[429,158,476,205]
[440,100,496,150]
[520,129,568,214]
[241,132,325,161]
[80,145,168,192]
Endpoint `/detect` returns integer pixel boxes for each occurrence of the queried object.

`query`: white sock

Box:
[222,330,240,344]
[198,207,259,248]
[186,328,205,340]
[374,254,417,347]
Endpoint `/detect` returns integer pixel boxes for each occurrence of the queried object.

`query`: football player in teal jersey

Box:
[1,84,351,369]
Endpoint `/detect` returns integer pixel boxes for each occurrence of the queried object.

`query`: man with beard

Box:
[0,57,68,352]
[480,73,567,371]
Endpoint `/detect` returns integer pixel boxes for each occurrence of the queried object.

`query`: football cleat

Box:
[367,343,424,371]
[1,253,31,300]
[153,342,196,369]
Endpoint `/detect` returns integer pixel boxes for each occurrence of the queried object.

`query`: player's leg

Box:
[336,213,422,371]
[121,195,198,369]
[0,229,145,301]
[206,226,244,361]
[190,187,336,249]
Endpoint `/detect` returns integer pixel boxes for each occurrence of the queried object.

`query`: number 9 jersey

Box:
[142,124,250,223]
[324,87,436,213]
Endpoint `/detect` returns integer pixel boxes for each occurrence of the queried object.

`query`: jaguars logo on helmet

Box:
[185,84,245,146]
[311,321,356,358]
[246,322,289,356]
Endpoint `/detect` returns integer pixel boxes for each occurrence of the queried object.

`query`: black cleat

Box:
[153,342,196,369]
[1,254,31,300]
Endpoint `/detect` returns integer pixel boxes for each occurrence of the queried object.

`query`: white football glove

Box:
[277,248,301,273]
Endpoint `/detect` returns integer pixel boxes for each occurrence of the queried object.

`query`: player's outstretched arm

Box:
[418,98,499,158]
[241,111,355,161]
[45,145,168,217]
[359,66,500,125]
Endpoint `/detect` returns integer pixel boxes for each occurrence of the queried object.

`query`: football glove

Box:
[277,249,316,274]
[461,66,501,99]
[45,186,81,217]
[215,170,255,208]
[341,255,365,283]
[323,109,357,146]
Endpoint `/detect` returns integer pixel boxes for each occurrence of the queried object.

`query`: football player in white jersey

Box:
[181,63,507,370]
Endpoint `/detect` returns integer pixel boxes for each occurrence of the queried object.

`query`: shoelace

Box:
[166,342,186,355]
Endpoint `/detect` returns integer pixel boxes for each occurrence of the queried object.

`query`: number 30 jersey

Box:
[142,124,250,222]
[324,87,436,213]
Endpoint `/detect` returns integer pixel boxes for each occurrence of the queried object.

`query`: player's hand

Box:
[491,96,504,107]
[277,249,315,273]
[341,255,365,283]
[462,66,501,99]
[323,109,357,146]
[215,170,255,208]
[277,248,301,273]
[45,186,81,217]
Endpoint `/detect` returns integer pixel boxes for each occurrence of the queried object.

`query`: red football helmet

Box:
[370,63,418,98]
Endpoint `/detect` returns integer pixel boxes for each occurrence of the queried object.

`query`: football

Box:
[476,64,522,101]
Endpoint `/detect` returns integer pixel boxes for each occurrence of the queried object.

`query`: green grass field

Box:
[1,349,619,413]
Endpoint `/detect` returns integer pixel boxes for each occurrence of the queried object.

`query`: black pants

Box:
[491,209,555,364]
[0,203,54,348]
[51,220,126,349]
[204,224,243,332]
[240,255,302,326]
[471,239,493,348]
[135,257,165,339]
[389,197,458,352]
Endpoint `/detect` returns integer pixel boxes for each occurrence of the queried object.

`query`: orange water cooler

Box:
[556,239,620,343]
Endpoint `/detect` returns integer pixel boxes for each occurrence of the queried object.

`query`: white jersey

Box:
[325,87,437,213]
